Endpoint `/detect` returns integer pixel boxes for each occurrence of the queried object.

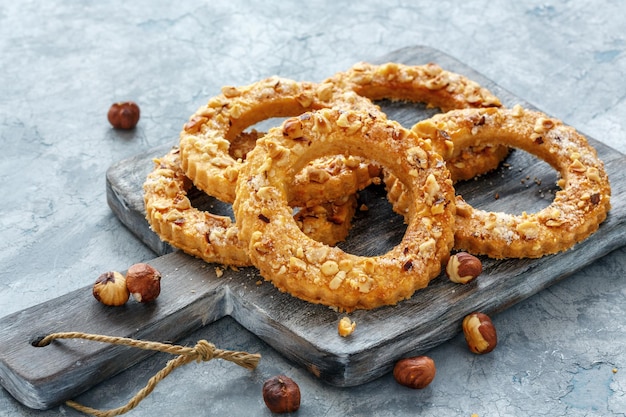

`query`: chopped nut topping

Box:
[362,259,375,274]
[418,238,436,256]
[313,111,333,133]
[267,141,289,161]
[391,127,410,141]
[534,117,554,133]
[305,246,330,264]
[339,259,353,271]
[356,275,374,293]
[336,111,363,134]
[256,186,276,201]
[223,166,239,182]
[338,317,356,337]
[197,106,216,118]
[289,256,307,272]
[590,193,601,205]
[430,201,446,215]
[321,260,340,276]
[407,146,429,169]
[183,116,207,134]
[210,156,234,168]
[511,104,524,117]
[344,156,361,168]
[207,96,227,108]
[569,159,586,173]
[516,221,540,239]
[307,168,331,183]
[424,173,440,205]
[173,196,191,210]
[545,219,565,227]
[221,85,241,98]
[295,92,313,108]
[329,271,346,290]
[586,167,601,182]
[424,73,449,90]
[229,103,243,119]
[282,118,304,138]
[316,83,334,102]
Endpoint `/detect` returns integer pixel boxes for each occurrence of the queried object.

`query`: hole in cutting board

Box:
[30,334,49,347]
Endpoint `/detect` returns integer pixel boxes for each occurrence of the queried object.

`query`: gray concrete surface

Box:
[1,1,625,416]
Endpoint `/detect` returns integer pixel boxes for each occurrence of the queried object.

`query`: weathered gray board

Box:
[1,45,625,410]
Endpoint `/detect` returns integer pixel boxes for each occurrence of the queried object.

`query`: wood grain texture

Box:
[1,45,625,410]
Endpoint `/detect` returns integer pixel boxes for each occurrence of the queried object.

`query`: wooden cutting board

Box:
[1,45,625,410]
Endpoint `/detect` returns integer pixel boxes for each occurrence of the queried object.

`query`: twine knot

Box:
[193,340,216,362]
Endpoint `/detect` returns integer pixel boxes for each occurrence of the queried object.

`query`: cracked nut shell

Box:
[125,263,161,303]
[262,375,301,413]
[107,101,140,129]
[393,355,436,389]
[462,312,497,354]
[446,252,482,284]
[93,271,130,306]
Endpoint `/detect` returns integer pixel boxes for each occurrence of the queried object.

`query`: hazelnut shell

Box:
[107,101,140,129]
[262,375,301,413]
[393,356,436,389]
[92,271,130,306]
[462,312,498,354]
[446,252,482,284]
[125,263,161,303]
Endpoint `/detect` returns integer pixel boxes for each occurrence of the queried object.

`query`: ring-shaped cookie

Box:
[325,61,509,181]
[143,147,358,267]
[233,108,456,311]
[413,106,611,259]
[144,147,249,266]
[179,76,381,207]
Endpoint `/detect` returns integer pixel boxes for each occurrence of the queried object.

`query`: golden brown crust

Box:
[233,109,456,311]
[143,148,357,267]
[326,61,501,112]
[325,61,508,181]
[291,155,382,208]
[413,106,611,258]
[178,77,381,206]
[179,64,507,213]
[143,147,250,266]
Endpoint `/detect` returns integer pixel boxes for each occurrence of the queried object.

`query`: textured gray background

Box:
[1,1,625,416]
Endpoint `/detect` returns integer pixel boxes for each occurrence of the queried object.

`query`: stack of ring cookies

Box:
[143,62,611,312]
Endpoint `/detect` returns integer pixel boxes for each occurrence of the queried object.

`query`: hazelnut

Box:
[93,271,130,306]
[125,263,161,303]
[462,312,497,354]
[338,316,356,337]
[446,252,482,284]
[393,356,436,389]
[107,101,140,129]
[262,375,301,414]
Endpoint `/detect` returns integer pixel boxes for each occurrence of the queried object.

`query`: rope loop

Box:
[39,332,261,416]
